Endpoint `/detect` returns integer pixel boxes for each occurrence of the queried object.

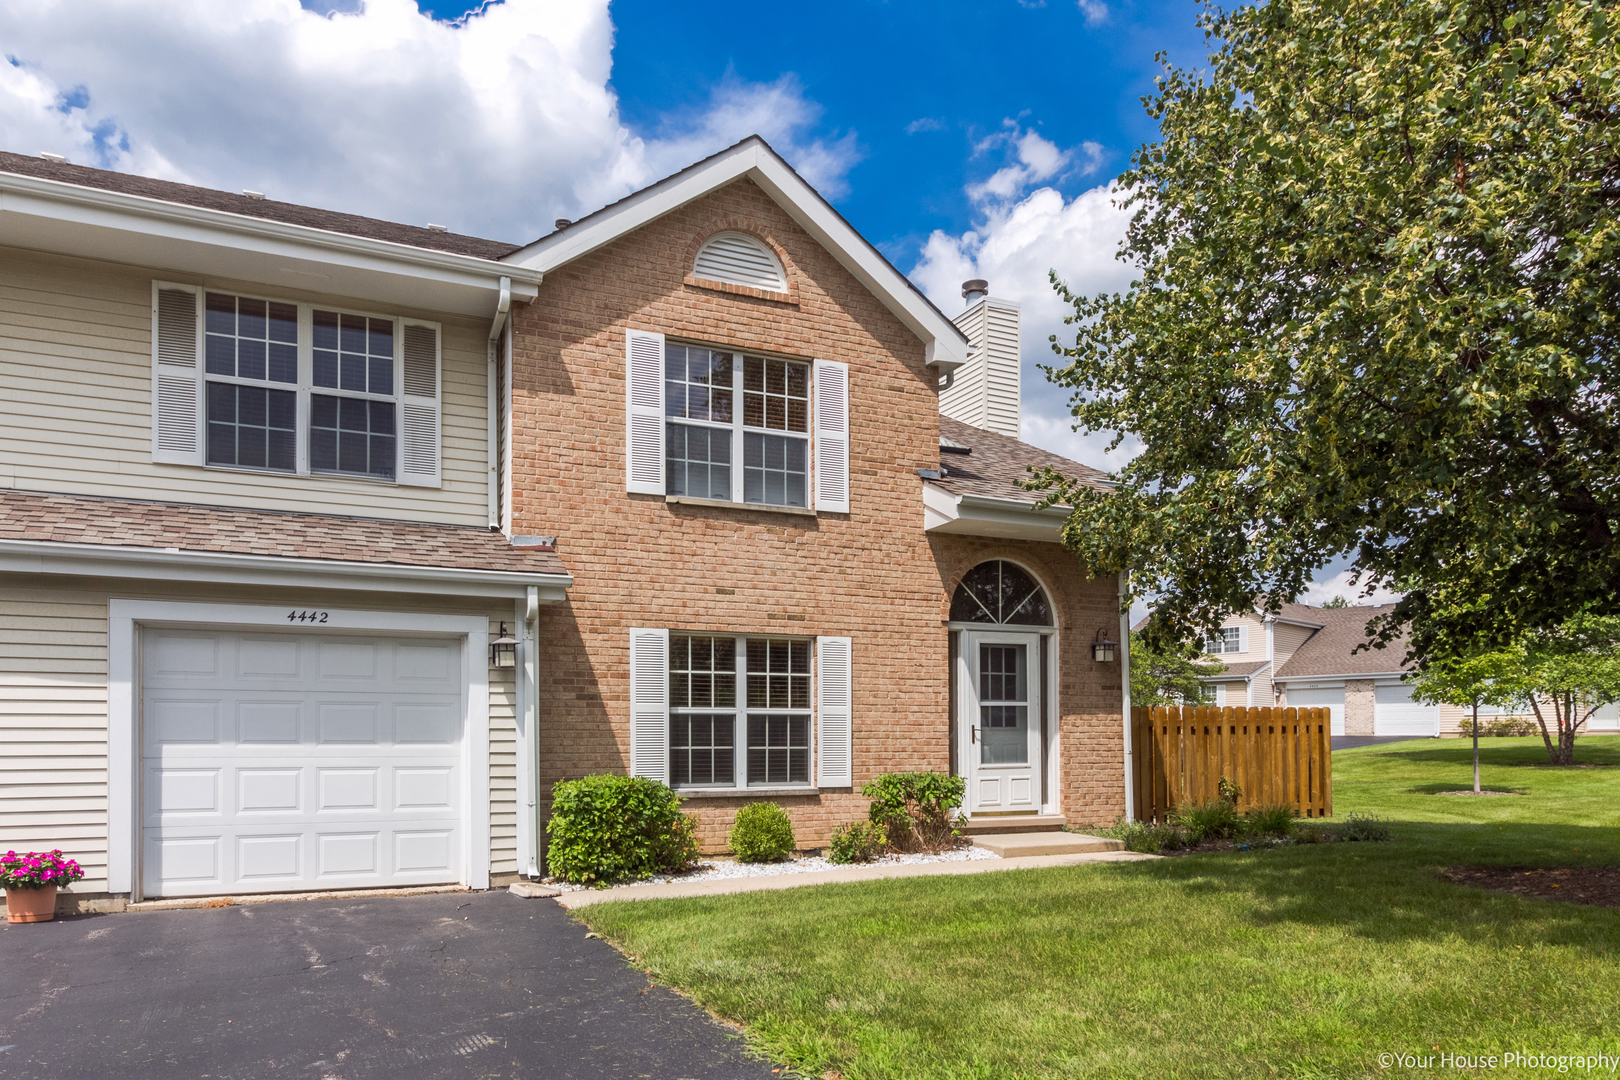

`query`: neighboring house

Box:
[1,138,1130,911]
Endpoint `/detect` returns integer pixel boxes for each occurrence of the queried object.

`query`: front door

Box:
[960,632,1042,814]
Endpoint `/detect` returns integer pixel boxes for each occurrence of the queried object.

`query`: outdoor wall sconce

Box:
[1091,628,1119,663]
[489,622,519,668]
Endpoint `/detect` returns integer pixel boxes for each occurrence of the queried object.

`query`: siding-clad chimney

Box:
[939,280,1020,438]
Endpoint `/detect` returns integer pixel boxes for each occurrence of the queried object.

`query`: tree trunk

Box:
[1529,697,1559,763]
[1472,702,1481,793]
[1551,694,1576,766]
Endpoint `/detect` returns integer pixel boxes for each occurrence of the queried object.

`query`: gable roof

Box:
[930,417,1113,504]
[1273,603,1409,678]
[503,137,970,372]
[0,150,519,260]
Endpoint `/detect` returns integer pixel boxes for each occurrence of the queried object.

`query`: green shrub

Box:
[1334,812,1393,843]
[1092,817,1184,854]
[546,774,699,885]
[1481,715,1539,738]
[1217,775,1243,805]
[827,820,888,864]
[862,771,965,852]
[1170,798,1242,843]
[1243,803,1298,837]
[1293,822,1329,844]
[730,802,796,863]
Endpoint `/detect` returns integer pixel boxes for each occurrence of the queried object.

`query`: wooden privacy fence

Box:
[1132,706,1332,822]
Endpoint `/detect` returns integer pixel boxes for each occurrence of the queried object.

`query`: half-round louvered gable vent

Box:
[692,232,788,293]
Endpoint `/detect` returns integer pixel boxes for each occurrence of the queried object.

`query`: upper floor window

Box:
[625,328,848,513]
[151,281,442,488]
[1206,626,1244,654]
[691,231,788,293]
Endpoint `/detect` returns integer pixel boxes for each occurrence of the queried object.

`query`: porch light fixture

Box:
[490,622,519,668]
[1091,629,1119,663]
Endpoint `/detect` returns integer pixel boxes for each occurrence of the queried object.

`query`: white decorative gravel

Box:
[549,845,1000,893]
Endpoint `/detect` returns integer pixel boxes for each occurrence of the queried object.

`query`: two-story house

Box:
[1,138,1131,912]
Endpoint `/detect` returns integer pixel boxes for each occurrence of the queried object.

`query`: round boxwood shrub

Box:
[729,802,796,863]
[546,774,699,886]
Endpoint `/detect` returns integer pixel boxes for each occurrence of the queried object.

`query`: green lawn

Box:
[577,737,1620,1079]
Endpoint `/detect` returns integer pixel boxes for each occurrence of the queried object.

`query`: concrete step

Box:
[971,831,1126,858]
[958,814,1070,836]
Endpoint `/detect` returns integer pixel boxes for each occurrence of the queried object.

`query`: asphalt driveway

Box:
[0,890,778,1080]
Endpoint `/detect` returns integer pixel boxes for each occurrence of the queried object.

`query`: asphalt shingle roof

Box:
[0,151,521,261]
[929,417,1113,505]
[1274,603,1409,677]
[0,489,567,578]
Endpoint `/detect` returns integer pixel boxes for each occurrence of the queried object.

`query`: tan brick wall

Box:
[511,177,1124,855]
[1345,679,1376,735]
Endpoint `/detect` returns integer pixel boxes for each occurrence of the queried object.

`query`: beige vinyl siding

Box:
[1272,621,1317,669]
[0,586,111,893]
[939,300,987,429]
[939,297,1021,439]
[488,630,519,877]
[0,246,489,526]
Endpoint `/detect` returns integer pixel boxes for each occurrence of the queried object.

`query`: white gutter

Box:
[0,537,572,600]
[486,276,513,529]
[922,485,1071,541]
[518,585,543,877]
[1119,571,1135,821]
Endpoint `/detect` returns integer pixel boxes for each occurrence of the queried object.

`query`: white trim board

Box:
[503,137,969,373]
[923,486,1070,542]
[107,600,492,899]
[0,538,570,600]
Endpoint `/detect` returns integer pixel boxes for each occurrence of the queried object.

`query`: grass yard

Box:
[576,736,1620,1079]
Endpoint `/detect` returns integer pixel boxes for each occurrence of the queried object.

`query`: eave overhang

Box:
[923,484,1069,542]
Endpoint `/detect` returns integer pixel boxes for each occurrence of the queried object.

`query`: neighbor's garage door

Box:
[1374,683,1440,737]
[141,628,463,898]
[1287,686,1345,737]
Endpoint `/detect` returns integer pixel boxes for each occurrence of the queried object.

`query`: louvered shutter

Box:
[816,635,853,787]
[625,329,665,494]
[150,282,202,465]
[628,628,670,782]
[1238,626,1250,654]
[399,322,442,487]
[813,359,850,513]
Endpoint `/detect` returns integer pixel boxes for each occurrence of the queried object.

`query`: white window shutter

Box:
[1238,626,1250,654]
[813,359,850,513]
[151,282,202,465]
[628,628,670,782]
[399,322,442,488]
[816,635,853,787]
[625,329,665,494]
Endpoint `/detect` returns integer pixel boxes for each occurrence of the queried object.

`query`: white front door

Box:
[140,628,465,898]
[960,632,1042,814]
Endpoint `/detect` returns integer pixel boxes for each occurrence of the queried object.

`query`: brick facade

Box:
[510,177,1124,854]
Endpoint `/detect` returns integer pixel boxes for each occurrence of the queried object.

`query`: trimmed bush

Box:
[1243,803,1299,837]
[1170,798,1242,843]
[1334,812,1393,842]
[730,802,796,863]
[862,771,965,852]
[546,775,699,885]
[1096,818,1184,854]
[828,820,888,864]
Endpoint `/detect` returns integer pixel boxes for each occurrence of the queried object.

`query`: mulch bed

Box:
[1444,866,1620,909]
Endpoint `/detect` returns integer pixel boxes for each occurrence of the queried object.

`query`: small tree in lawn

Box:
[1130,630,1226,708]
[1510,615,1620,766]
[1409,651,1518,793]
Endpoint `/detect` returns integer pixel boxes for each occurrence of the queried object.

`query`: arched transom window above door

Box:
[950,560,1053,626]
[692,232,788,293]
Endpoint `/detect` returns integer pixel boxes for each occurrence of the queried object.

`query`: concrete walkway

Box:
[556,849,1158,909]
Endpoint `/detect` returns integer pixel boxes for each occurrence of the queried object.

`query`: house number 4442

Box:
[287,610,330,624]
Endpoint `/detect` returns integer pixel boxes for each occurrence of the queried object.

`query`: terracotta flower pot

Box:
[5,884,58,923]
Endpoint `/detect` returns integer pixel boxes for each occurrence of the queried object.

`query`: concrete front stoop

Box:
[970,832,1125,858]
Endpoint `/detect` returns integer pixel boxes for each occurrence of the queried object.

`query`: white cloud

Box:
[0,0,859,242]
[1296,565,1403,607]
[1077,0,1108,26]
[905,117,944,134]
[911,120,1137,473]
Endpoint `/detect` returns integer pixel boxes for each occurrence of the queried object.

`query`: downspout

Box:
[486,276,511,530]
[1119,571,1135,822]
[523,584,541,877]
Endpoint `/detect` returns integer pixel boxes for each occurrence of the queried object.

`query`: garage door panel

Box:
[1287,687,1346,737]
[1375,684,1440,736]
[140,628,463,898]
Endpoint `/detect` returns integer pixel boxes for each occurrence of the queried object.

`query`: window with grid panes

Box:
[311,310,397,479]
[664,342,810,508]
[666,635,813,788]
[204,292,298,472]
[1205,626,1243,654]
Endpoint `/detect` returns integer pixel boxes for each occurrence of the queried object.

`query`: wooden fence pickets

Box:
[1130,705,1333,822]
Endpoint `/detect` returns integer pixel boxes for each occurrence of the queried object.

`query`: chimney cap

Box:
[554,218,573,231]
[961,279,989,300]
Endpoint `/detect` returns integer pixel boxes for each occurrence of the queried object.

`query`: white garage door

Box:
[1287,686,1345,736]
[1374,683,1440,737]
[141,628,464,898]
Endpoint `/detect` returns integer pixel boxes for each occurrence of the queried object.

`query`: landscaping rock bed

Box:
[547,845,999,892]
[1444,866,1620,909]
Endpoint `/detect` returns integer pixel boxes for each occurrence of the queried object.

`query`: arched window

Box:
[692,232,788,293]
[950,560,1053,626]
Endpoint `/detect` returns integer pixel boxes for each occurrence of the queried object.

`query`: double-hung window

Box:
[1205,626,1244,654]
[623,329,849,514]
[631,629,853,791]
[665,344,810,508]
[151,282,442,487]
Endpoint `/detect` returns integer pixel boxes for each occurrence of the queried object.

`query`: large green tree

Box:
[1040,0,1620,664]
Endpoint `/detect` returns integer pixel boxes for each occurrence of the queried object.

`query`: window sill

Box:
[665,495,815,517]
[201,463,398,487]
[674,786,819,799]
